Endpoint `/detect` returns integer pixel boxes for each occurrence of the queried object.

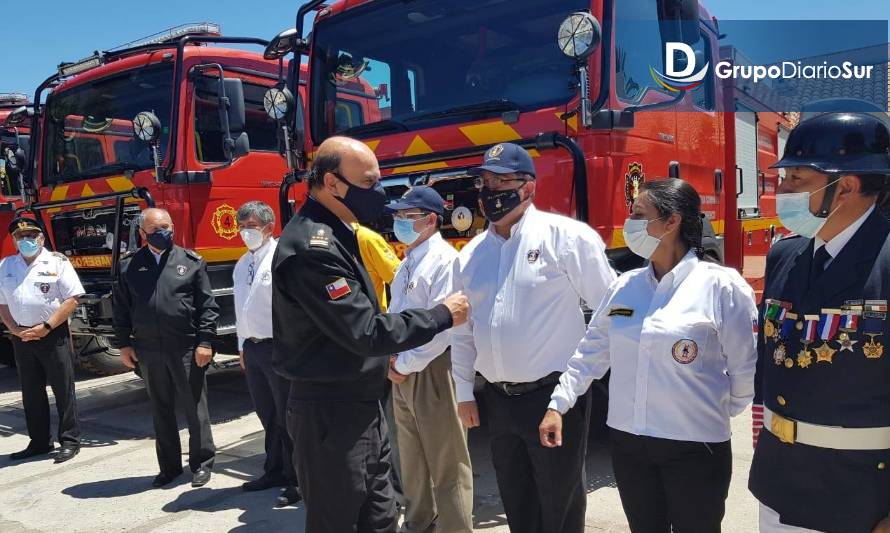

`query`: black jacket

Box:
[751,208,890,532]
[112,245,218,353]
[272,197,453,401]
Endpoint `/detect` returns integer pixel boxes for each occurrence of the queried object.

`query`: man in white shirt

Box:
[386,186,473,533]
[0,217,85,463]
[452,143,616,533]
[233,201,299,508]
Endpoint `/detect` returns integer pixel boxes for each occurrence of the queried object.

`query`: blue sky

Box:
[4,0,890,97]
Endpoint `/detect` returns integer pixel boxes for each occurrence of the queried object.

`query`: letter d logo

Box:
[666,42,696,78]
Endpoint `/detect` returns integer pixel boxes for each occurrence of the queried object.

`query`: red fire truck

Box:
[0,94,34,365]
[264,0,792,294]
[22,23,305,374]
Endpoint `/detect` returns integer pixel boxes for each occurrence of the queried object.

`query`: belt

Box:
[246,337,272,344]
[489,372,561,397]
[764,408,890,450]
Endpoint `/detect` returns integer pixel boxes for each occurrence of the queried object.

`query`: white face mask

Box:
[623,217,664,259]
[240,228,265,251]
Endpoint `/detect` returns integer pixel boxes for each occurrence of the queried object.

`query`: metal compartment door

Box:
[735,106,759,216]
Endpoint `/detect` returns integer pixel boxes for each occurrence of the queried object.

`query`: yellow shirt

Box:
[353,224,401,310]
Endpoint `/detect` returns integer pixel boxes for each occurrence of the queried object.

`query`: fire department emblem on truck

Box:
[624,163,645,206]
[211,204,239,240]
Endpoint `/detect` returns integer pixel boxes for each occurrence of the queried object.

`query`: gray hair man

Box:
[112,207,218,488]
[233,201,300,507]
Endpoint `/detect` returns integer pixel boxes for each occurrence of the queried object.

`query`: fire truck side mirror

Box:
[221,78,246,133]
[264,28,300,60]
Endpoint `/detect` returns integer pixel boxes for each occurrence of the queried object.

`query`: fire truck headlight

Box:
[133,111,162,143]
[263,87,294,120]
[558,12,601,60]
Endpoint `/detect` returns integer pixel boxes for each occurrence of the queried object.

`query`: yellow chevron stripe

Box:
[197,247,247,263]
[106,176,135,192]
[365,140,381,152]
[391,135,448,174]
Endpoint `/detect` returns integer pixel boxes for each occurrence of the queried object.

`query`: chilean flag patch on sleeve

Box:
[326,277,352,300]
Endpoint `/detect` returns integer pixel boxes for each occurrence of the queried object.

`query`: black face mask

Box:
[479,187,524,223]
[333,172,388,224]
[145,228,174,251]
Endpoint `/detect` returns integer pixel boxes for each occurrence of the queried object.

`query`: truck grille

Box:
[50,206,142,261]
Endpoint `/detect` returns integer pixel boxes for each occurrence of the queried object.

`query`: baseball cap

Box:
[385,186,445,216]
[468,142,536,177]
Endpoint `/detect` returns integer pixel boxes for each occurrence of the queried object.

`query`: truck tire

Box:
[0,336,15,367]
[73,335,130,376]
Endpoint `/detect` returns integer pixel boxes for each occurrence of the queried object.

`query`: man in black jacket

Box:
[273,136,468,533]
[113,207,218,488]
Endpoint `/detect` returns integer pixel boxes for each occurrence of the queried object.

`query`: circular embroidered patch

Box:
[672,339,699,364]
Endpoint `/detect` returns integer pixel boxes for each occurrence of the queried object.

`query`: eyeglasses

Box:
[393,212,429,222]
[473,175,529,190]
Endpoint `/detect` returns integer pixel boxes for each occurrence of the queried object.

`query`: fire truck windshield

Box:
[310,0,588,141]
[42,63,174,184]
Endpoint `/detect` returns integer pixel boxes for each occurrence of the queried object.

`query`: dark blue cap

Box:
[9,216,41,235]
[385,186,445,216]
[468,142,536,177]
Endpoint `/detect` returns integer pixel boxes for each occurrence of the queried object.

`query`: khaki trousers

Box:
[392,350,474,533]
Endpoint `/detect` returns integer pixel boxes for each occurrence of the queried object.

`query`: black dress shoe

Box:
[192,467,212,487]
[9,445,54,461]
[152,470,183,488]
[54,446,79,464]
[242,474,288,492]
[275,486,302,507]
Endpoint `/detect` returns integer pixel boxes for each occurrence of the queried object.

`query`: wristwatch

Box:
[42,321,52,331]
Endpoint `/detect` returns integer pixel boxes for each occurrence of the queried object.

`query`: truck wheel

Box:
[0,336,15,367]
[73,335,130,376]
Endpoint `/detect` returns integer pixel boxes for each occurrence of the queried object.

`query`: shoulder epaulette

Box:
[50,251,69,262]
[119,250,136,261]
[184,249,203,261]
[308,224,332,250]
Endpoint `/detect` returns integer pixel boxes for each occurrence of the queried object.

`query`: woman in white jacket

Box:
[539,178,758,533]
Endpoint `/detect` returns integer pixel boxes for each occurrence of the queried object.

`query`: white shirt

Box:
[233,238,277,350]
[814,203,874,267]
[0,248,85,326]
[550,252,758,443]
[389,233,457,374]
[151,249,164,264]
[451,205,616,402]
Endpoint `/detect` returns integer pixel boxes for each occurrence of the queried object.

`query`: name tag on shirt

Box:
[608,307,634,317]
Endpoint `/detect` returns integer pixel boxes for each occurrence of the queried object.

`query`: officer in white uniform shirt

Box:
[385,186,473,533]
[0,216,84,463]
[451,143,615,533]
[540,179,757,533]
[233,201,300,508]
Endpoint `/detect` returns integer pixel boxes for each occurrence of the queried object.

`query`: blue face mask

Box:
[775,179,839,239]
[393,218,420,245]
[16,238,40,258]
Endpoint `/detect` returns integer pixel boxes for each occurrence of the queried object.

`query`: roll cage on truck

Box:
[258,0,792,421]
[11,24,309,375]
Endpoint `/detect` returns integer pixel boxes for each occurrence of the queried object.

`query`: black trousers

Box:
[12,325,80,448]
[609,429,732,533]
[288,395,396,533]
[243,339,297,484]
[138,349,215,475]
[483,379,591,533]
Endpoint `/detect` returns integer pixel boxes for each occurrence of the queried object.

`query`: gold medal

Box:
[797,349,813,368]
[839,332,849,341]
[814,342,837,364]
[864,337,884,359]
[764,320,776,340]
[784,358,794,368]
[773,344,786,366]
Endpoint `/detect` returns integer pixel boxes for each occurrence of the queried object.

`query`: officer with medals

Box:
[112,208,218,488]
[750,112,890,533]
[0,216,84,463]
[272,136,468,533]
